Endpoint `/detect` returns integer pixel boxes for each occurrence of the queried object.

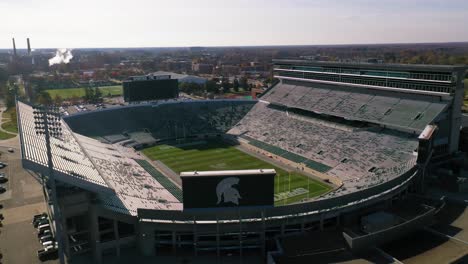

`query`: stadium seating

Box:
[134,159,183,201]
[65,100,255,140]
[242,136,332,173]
[229,102,418,195]
[18,90,422,214]
[76,134,183,215]
[261,82,447,132]
[17,101,109,190]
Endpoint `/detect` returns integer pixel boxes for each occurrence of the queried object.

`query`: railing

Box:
[274,65,453,82]
[274,69,453,94]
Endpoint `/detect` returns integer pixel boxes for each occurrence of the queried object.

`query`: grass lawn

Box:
[1,107,18,134]
[1,121,18,134]
[46,85,123,99]
[143,140,332,205]
[0,130,15,140]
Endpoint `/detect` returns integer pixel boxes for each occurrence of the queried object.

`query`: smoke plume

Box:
[49,48,73,66]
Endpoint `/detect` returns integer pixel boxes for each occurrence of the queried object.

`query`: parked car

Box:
[40,234,53,243]
[7,148,13,153]
[37,224,50,233]
[40,233,53,241]
[37,246,58,261]
[0,186,6,194]
[0,174,8,183]
[38,229,51,238]
[35,219,49,228]
[34,218,49,228]
[42,238,56,245]
[33,213,48,221]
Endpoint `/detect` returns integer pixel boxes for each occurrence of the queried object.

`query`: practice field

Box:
[143,140,332,205]
[46,85,122,99]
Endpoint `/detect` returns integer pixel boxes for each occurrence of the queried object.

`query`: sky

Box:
[1,0,468,49]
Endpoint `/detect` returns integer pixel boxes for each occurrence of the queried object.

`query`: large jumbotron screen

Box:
[123,78,179,102]
[181,169,276,210]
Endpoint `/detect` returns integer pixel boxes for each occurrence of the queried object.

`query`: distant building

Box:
[161,60,191,72]
[192,63,213,74]
[150,71,207,85]
[82,71,95,78]
[221,65,240,75]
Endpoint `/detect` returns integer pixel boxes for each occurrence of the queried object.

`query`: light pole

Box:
[33,105,65,264]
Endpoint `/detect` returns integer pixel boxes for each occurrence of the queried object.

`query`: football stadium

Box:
[17,60,466,263]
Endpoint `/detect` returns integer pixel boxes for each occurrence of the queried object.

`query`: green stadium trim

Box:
[134,159,183,201]
[241,136,332,173]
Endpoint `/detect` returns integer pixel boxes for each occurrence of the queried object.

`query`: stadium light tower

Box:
[33,105,65,264]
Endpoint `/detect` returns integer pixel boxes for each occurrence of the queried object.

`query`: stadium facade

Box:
[16,61,466,263]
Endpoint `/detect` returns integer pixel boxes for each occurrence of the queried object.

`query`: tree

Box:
[205,80,217,94]
[70,95,80,105]
[221,76,231,90]
[383,52,397,63]
[94,87,103,101]
[239,76,248,90]
[84,87,94,101]
[179,82,204,95]
[36,91,52,106]
[0,68,8,83]
[233,78,240,92]
[54,94,63,105]
[3,82,18,108]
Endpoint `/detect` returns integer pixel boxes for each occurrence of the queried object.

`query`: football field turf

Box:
[46,85,122,99]
[142,140,332,205]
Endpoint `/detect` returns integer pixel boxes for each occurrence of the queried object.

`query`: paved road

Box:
[0,142,58,264]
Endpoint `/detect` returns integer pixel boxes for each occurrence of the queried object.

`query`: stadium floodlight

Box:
[33,105,65,264]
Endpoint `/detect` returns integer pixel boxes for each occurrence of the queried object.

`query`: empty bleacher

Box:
[17,101,110,191]
[261,82,447,132]
[135,159,183,201]
[65,100,255,140]
[242,136,331,173]
[229,102,418,195]
[76,134,183,215]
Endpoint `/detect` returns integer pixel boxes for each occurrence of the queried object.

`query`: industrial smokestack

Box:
[27,38,31,55]
[12,38,17,56]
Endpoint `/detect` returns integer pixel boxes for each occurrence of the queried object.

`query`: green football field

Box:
[46,85,122,99]
[142,140,332,205]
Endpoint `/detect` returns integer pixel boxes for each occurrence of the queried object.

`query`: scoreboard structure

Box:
[181,169,276,210]
[123,75,179,102]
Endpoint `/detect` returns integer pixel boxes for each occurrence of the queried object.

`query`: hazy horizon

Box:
[1,0,468,49]
[3,41,468,51]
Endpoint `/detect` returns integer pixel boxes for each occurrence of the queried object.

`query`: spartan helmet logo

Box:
[216,177,241,205]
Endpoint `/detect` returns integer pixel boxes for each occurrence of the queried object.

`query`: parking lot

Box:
[0,142,58,264]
